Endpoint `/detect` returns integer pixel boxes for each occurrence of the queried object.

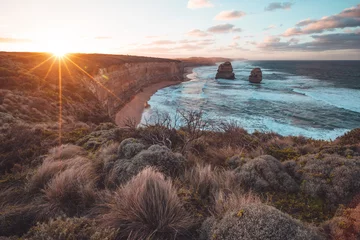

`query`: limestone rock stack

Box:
[249,68,262,83]
[215,62,235,80]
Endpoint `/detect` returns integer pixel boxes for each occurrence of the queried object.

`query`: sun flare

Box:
[52,50,67,57]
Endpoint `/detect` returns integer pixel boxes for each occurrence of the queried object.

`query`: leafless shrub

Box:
[99,167,193,240]
[122,117,137,129]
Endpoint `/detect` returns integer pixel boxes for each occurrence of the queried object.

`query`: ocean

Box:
[140,61,360,140]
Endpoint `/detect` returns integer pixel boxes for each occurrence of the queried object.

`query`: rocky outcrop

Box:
[249,68,262,83]
[215,62,235,80]
[87,61,184,116]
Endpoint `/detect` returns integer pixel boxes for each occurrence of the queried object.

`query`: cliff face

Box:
[86,61,184,116]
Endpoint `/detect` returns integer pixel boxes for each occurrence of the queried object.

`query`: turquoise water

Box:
[141,61,360,140]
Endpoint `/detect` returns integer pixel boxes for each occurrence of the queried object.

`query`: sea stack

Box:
[215,61,235,80]
[249,68,262,83]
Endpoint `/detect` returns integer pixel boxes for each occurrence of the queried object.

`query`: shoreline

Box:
[115,67,195,127]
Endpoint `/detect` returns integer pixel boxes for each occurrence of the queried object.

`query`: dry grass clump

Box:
[298,154,360,205]
[24,217,118,240]
[99,167,193,240]
[183,164,240,203]
[200,203,323,240]
[105,139,185,187]
[39,159,97,218]
[46,144,87,161]
[234,155,299,193]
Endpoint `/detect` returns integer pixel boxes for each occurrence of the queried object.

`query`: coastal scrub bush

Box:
[24,217,118,240]
[200,203,323,240]
[336,128,360,145]
[117,138,146,159]
[105,140,185,187]
[234,155,299,193]
[99,167,193,240]
[322,204,360,240]
[298,154,360,205]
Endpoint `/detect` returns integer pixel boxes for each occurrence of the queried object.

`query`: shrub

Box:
[322,204,360,240]
[117,138,146,159]
[106,142,185,187]
[24,217,118,240]
[99,167,193,240]
[77,128,121,151]
[234,155,299,193]
[336,128,360,145]
[265,146,300,161]
[298,154,360,205]
[200,203,323,240]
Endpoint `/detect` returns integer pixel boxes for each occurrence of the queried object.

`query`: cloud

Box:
[150,40,177,45]
[258,32,360,51]
[265,2,293,11]
[215,10,246,20]
[187,0,213,9]
[179,39,198,44]
[94,36,112,40]
[179,39,215,45]
[207,24,242,33]
[233,36,241,40]
[0,37,32,43]
[199,39,215,45]
[295,19,315,27]
[283,4,360,36]
[264,24,277,30]
[187,29,209,37]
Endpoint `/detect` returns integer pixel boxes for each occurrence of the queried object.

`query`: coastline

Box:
[115,67,195,127]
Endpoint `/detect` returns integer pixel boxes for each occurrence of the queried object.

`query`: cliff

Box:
[88,61,184,116]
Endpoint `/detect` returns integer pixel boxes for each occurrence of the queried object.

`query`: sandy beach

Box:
[115,67,194,127]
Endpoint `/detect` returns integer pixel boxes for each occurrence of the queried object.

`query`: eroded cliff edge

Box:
[86,61,184,117]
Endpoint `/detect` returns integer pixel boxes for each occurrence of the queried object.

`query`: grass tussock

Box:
[100,167,193,240]
[40,159,97,218]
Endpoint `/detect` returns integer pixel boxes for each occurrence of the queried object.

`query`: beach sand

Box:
[115,67,194,127]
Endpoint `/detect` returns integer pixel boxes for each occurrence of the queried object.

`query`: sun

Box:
[52,49,67,58]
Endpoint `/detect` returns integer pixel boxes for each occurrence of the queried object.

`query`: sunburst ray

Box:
[64,56,121,101]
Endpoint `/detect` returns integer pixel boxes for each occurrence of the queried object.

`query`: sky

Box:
[0,0,360,60]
